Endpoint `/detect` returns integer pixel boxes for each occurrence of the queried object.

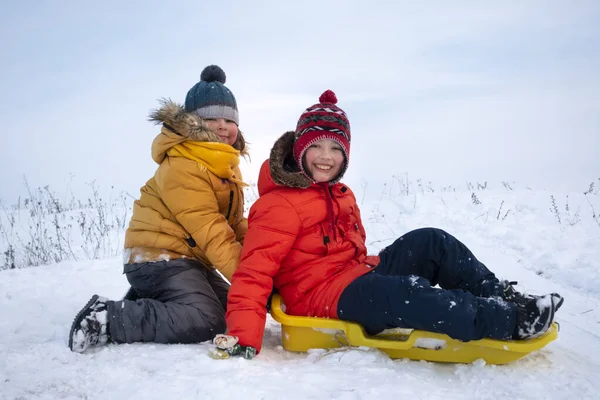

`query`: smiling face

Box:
[204,118,239,146]
[303,139,346,183]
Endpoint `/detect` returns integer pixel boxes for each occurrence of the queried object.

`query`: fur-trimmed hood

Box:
[265,130,351,192]
[148,99,248,164]
[267,131,312,189]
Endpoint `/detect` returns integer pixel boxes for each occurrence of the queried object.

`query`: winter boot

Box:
[512,293,563,340]
[501,280,564,311]
[69,295,111,353]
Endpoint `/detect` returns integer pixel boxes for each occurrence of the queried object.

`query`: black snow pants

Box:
[106,259,229,344]
[337,228,516,341]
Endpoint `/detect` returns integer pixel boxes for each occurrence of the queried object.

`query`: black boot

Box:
[512,293,563,340]
[69,295,112,353]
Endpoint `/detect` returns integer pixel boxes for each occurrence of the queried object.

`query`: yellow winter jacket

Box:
[124,100,248,281]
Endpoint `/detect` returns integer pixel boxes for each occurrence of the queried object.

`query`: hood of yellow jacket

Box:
[148,99,248,164]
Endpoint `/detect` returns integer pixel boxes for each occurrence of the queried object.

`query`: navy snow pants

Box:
[337,228,516,341]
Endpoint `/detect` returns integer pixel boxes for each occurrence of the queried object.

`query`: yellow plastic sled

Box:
[270,294,558,365]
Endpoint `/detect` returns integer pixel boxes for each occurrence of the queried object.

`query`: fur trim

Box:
[149,99,216,141]
[269,131,312,188]
[148,99,248,155]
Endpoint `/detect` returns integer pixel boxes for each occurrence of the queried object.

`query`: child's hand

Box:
[210,334,256,360]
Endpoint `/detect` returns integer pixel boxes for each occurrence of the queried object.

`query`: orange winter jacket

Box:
[226,131,379,352]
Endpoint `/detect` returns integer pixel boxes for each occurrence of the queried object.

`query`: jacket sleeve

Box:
[226,193,301,353]
[234,217,248,246]
[233,166,248,246]
[158,159,242,281]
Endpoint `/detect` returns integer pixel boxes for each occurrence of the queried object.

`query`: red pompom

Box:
[319,90,338,104]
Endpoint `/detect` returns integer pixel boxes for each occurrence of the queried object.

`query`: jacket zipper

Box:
[225,190,234,220]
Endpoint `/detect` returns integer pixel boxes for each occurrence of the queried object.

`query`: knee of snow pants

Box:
[107,259,228,344]
[376,227,504,298]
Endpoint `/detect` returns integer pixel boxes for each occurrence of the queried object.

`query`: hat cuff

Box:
[194,105,239,125]
[294,131,350,162]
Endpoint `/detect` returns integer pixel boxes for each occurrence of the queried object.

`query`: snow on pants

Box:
[107,259,229,344]
[337,227,516,341]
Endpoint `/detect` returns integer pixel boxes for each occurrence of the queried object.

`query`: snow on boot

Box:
[512,293,562,340]
[69,295,111,353]
[501,280,564,311]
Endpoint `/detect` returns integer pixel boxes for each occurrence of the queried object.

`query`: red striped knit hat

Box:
[293,90,350,183]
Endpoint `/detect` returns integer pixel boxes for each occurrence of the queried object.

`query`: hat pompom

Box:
[319,90,337,104]
[200,65,226,84]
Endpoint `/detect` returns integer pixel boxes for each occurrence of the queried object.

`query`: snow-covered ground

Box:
[1,182,599,399]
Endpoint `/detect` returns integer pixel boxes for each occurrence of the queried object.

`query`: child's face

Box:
[205,118,239,146]
[304,139,345,183]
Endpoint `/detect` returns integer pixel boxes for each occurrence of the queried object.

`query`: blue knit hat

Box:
[184,65,239,125]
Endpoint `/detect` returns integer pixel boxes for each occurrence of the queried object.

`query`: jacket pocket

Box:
[160,219,196,249]
[159,219,187,239]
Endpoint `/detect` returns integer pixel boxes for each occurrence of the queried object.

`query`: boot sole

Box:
[68,294,99,351]
[546,295,557,333]
[552,293,564,311]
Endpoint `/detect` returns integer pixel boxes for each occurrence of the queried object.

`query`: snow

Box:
[413,338,447,350]
[1,182,600,399]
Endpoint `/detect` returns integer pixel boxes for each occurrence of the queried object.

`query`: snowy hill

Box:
[1,181,600,399]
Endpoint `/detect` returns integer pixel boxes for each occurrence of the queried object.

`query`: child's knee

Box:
[207,315,227,336]
[194,309,226,338]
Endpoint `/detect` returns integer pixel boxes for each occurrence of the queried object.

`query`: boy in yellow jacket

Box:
[69,65,248,353]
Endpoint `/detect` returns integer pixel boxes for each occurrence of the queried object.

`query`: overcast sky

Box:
[1,1,598,203]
